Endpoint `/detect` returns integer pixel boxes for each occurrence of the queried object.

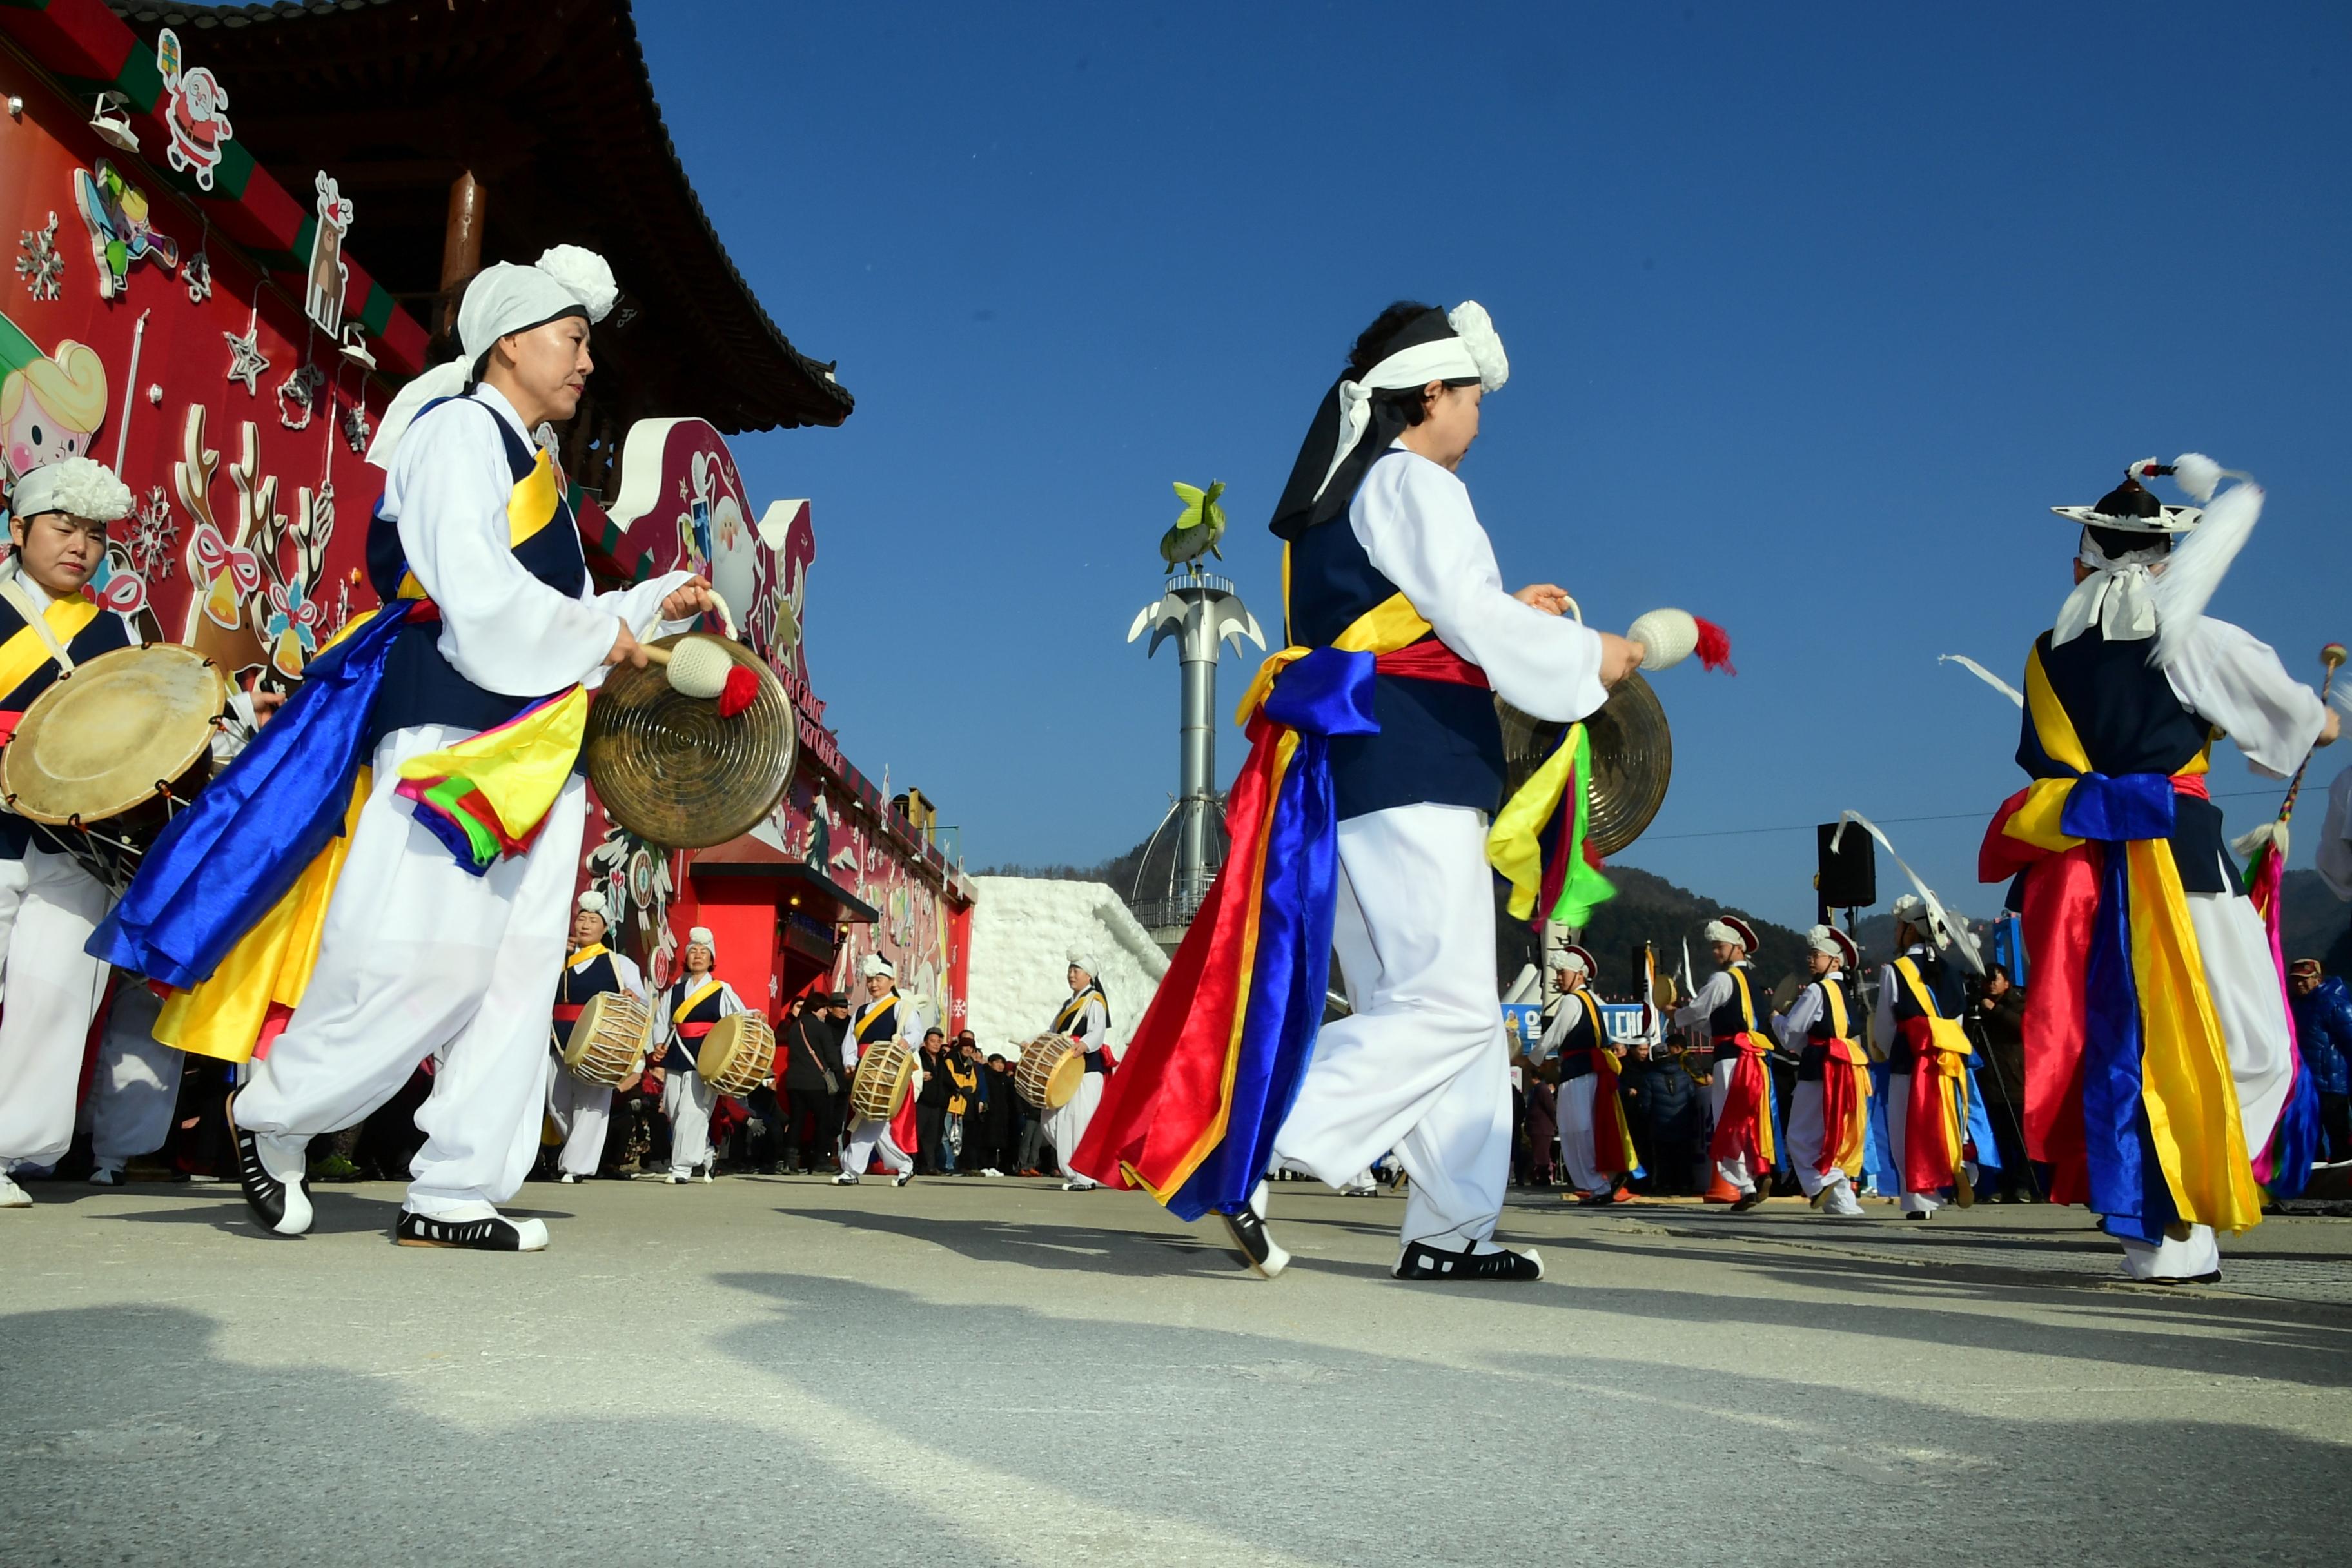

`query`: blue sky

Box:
[640,3,2352,928]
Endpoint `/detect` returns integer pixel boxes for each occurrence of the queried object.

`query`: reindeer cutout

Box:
[175,406,265,676]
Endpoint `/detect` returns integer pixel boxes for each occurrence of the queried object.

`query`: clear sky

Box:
[639,2,2352,928]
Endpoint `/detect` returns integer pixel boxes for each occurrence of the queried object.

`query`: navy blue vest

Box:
[553,948,623,1052]
[2021,628,2234,895]
[363,395,589,750]
[0,596,133,859]
[1286,450,1504,821]
[1551,990,1600,1077]
[1708,964,1768,1060]
[664,977,730,1073]
[1795,975,1851,1081]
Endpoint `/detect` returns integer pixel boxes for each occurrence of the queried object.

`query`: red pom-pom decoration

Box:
[717,663,760,718]
[1693,616,1736,675]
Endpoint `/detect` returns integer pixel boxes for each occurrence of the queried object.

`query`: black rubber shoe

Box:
[1393,1240,1544,1282]
[1729,1190,1766,1213]
[227,1093,309,1237]
[1219,1206,1291,1278]
[394,1210,547,1251]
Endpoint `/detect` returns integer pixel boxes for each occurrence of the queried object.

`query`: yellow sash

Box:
[1729,968,1767,1035]
[856,993,899,1040]
[672,976,723,1024]
[1054,986,1104,1034]
[394,444,565,598]
[1894,956,1974,1201]
[0,593,98,701]
[1818,980,1873,1177]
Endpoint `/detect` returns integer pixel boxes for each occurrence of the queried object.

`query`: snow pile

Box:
[966,876,1169,1059]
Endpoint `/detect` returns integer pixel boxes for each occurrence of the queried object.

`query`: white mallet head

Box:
[658,635,734,700]
[1625,608,1698,671]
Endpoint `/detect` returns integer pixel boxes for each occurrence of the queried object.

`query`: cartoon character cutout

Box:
[0,316,108,524]
[157,28,233,191]
[305,174,354,336]
[73,160,180,300]
[190,516,261,631]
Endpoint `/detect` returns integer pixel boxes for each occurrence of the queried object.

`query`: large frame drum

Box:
[1,643,228,891]
[696,1012,776,1099]
[848,1037,916,1123]
[562,991,654,1088]
[1014,1033,1086,1111]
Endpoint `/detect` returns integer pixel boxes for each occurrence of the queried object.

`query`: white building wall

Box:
[966,876,1170,1060]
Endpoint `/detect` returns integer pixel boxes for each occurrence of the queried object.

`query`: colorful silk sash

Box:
[394,687,587,874]
[1978,645,2260,1242]
[1073,592,1493,1219]
[1488,720,1616,930]
[1812,985,1872,1181]
[1893,957,1974,1199]
[1706,970,1777,1170]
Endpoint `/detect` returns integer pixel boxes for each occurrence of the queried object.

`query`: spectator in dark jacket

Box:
[1970,965,2037,1200]
[977,1052,1017,1176]
[780,994,847,1173]
[915,1031,953,1173]
[2289,959,2352,1163]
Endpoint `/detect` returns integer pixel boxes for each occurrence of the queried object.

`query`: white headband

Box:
[2054,536,2168,647]
[687,926,714,948]
[576,890,608,917]
[1314,302,1506,504]
[368,246,618,469]
[10,457,131,524]
[1704,920,1744,948]
[861,952,896,979]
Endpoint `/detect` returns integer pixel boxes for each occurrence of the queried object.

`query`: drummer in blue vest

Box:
[0,458,140,1208]
[837,952,920,1187]
[656,926,743,1184]
[1671,915,1776,1211]
[546,889,645,1184]
[122,248,714,1250]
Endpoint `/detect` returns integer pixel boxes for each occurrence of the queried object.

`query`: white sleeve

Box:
[653,988,675,1047]
[1777,985,1821,1050]
[1872,966,1899,1058]
[2318,765,2352,901]
[839,1019,859,1072]
[2163,617,2327,779]
[897,999,925,1047]
[1536,1002,1574,1056]
[616,956,645,999]
[1349,452,1608,723]
[1081,996,1108,1050]
[578,571,700,690]
[1672,970,1732,1031]
[384,403,623,696]
[717,983,745,1019]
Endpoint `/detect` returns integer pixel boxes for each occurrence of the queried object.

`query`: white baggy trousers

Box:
[546,1068,611,1178]
[1272,803,1512,1250]
[237,724,585,1221]
[1046,1070,1104,1181]
[0,847,114,1169]
[1555,1074,1613,1198]
[85,978,180,1170]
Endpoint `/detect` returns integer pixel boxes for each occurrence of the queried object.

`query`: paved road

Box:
[6,1174,2346,1566]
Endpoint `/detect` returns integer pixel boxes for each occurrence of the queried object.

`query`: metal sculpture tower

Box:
[1126,482,1263,932]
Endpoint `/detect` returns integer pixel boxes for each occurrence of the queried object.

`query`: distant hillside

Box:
[1569,863,1808,1001]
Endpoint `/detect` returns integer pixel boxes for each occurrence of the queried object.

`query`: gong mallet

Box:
[2273,642,2347,832]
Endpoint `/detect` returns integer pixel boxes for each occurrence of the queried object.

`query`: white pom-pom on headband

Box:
[10,457,132,525]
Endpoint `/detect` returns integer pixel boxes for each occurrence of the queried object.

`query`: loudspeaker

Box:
[1816,822,1876,908]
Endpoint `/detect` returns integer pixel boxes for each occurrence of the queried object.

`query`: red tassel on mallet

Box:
[718,663,760,718]
[1694,617,1736,675]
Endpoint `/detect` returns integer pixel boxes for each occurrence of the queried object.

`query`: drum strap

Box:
[0,576,97,692]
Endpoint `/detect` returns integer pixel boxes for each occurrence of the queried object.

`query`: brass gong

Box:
[582,635,795,849]
[1496,670,1672,858]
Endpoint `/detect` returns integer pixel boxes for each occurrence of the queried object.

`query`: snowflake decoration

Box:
[183,250,212,304]
[223,321,270,395]
[128,485,179,582]
[339,400,371,455]
[15,212,63,302]
[275,362,324,430]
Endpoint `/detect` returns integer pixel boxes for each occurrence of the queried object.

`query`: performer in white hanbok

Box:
[1537,946,1633,1205]
[1980,455,2334,1280]
[1046,954,1115,1191]
[1671,915,1775,1211]
[838,953,920,1186]
[655,926,743,1184]
[0,460,163,1207]
[546,890,643,1184]
[1778,925,1869,1218]
[1235,300,1641,1284]
[150,248,712,1250]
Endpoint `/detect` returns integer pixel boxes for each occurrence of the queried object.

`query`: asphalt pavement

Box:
[6,1172,2347,1566]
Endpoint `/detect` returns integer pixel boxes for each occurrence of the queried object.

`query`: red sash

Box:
[1815,1039,1868,1179]
[679,1021,715,1041]
[553,1003,585,1023]
[1707,1034,1774,1167]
